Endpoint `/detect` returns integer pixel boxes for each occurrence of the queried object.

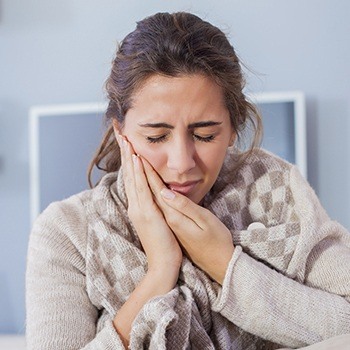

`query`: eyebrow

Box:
[138,121,223,129]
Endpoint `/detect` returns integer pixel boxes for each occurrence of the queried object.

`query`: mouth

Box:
[165,180,201,196]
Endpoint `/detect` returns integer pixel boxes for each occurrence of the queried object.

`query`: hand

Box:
[142,158,235,284]
[116,133,182,273]
[113,133,183,347]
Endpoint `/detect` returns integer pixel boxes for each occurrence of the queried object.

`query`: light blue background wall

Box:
[1,0,349,334]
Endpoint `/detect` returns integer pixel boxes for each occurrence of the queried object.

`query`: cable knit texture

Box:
[26,149,350,349]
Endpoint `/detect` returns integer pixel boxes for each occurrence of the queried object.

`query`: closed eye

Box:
[193,134,215,142]
[146,134,169,143]
[146,133,216,144]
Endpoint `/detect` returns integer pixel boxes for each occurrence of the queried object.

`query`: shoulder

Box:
[241,148,293,178]
[234,150,327,226]
[29,189,95,263]
[34,189,92,231]
[240,149,317,205]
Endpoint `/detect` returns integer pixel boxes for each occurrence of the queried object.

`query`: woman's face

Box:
[117,74,235,204]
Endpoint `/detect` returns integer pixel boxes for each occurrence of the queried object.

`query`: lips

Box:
[166,180,201,196]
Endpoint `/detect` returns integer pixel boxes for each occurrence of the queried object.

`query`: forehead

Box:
[133,73,223,99]
[126,74,228,124]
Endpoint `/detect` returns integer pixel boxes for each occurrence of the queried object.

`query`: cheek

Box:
[198,145,228,172]
[123,133,165,172]
[132,144,165,173]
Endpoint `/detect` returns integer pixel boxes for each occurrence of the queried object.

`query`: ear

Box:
[228,132,236,147]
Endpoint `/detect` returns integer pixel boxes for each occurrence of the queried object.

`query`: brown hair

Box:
[88,11,262,187]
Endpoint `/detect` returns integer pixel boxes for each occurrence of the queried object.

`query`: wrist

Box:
[147,264,180,290]
[203,245,235,284]
[147,249,182,274]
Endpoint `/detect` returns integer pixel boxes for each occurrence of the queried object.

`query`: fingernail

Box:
[123,138,128,149]
[161,188,175,200]
[132,154,138,167]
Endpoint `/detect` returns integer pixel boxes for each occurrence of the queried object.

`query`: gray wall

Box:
[1,0,349,334]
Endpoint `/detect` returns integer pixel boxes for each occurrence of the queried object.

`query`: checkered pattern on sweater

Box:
[206,150,301,273]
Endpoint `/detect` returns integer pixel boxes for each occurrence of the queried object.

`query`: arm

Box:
[26,197,125,350]
[112,135,182,347]
[212,166,350,348]
[212,246,350,348]
[113,268,179,347]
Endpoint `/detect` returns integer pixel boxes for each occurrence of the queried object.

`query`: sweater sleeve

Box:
[26,195,125,350]
[212,166,350,348]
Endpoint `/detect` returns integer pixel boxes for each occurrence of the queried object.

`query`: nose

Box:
[167,138,196,174]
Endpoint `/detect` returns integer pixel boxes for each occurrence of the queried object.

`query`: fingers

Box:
[141,157,203,230]
[115,131,137,205]
[160,187,207,229]
[141,157,175,213]
[114,131,156,213]
[140,158,166,198]
[132,154,157,208]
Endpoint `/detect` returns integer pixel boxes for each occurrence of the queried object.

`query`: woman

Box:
[26,11,350,350]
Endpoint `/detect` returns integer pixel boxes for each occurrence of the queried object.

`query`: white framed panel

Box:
[248,91,307,179]
[29,103,107,224]
[29,92,307,223]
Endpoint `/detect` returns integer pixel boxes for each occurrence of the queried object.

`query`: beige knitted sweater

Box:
[26,149,350,350]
